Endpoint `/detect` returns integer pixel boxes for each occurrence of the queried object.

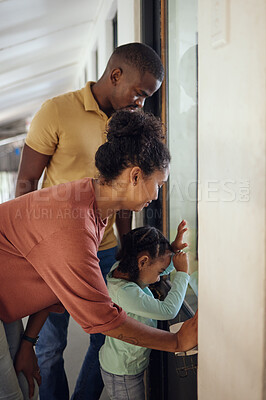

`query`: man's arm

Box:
[104,312,198,353]
[14,143,52,395]
[116,210,132,243]
[15,144,51,197]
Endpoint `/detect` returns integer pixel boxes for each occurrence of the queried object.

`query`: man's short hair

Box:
[112,42,164,82]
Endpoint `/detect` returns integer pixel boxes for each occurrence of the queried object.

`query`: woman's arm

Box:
[23,310,50,338]
[14,310,50,398]
[103,311,198,353]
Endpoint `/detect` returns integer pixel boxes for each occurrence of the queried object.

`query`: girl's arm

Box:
[160,258,175,275]
[116,252,190,321]
[117,272,189,321]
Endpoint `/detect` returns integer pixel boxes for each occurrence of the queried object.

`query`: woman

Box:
[0,110,197,399]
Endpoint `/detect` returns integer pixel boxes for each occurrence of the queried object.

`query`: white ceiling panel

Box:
[0,0,98,44]
[0,22,92,73]
[0,0,103,131]
[0,64,77,109]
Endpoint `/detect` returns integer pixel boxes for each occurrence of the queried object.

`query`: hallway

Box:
[64,317,109,400]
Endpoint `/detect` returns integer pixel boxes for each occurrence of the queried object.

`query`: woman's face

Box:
[125,166,170,212]
[137,251,172,287]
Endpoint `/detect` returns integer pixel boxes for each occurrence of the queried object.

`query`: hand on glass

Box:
[171,220,188,253]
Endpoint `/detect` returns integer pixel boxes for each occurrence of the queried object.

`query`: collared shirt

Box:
[26,82,116,250]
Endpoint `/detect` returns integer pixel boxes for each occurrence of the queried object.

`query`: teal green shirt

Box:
[99,261,189,375]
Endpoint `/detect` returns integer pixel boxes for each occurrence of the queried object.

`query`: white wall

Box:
[198,1,266,399]
[75,0,141,85]
[117,0,140,46]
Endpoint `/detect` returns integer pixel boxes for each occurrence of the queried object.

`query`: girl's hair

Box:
[116,226,173,282]
[95,110,171,182]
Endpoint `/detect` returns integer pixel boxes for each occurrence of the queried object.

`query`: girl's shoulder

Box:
[108,276,139,292]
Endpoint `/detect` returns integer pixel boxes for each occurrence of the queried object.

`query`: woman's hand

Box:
[173,251,189,274]
[175,310,198,352]
[13,310,49,397]
[14,340,41,398]
[171,220,188,252]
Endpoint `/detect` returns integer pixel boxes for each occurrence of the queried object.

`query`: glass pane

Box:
[168,0,198,311]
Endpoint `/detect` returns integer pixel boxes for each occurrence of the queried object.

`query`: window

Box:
[168,0,198,310]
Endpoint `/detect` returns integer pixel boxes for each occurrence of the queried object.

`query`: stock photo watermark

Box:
[169,179,250,203]
[13,178,250,221]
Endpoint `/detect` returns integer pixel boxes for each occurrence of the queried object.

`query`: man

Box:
[16,42,164,400]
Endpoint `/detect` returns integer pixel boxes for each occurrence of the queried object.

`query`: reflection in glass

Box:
[168,0,198,310]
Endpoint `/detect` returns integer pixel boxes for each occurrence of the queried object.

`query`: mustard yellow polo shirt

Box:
[26,82,117,251]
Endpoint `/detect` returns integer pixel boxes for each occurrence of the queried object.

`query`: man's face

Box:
[109,67,162,111]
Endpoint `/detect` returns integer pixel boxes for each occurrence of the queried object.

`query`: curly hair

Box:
[111,42,164,82]
[95,110,171,182]
[116,226,173,282]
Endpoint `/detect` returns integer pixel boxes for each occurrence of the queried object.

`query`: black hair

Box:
[116,226,173,282]
[111,42,164,82]
[95,110,171,182]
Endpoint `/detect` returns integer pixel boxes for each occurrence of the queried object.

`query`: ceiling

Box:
[0,0,102,135]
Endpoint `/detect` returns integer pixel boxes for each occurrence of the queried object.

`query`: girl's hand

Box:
[171,220,188,252]
[173,251,189,274]
[14,340,41,398]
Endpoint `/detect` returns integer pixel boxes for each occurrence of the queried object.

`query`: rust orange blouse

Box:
[0,178,126,333]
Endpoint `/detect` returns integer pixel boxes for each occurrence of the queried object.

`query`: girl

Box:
[99,222,190,400]
[0,110,197,399]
